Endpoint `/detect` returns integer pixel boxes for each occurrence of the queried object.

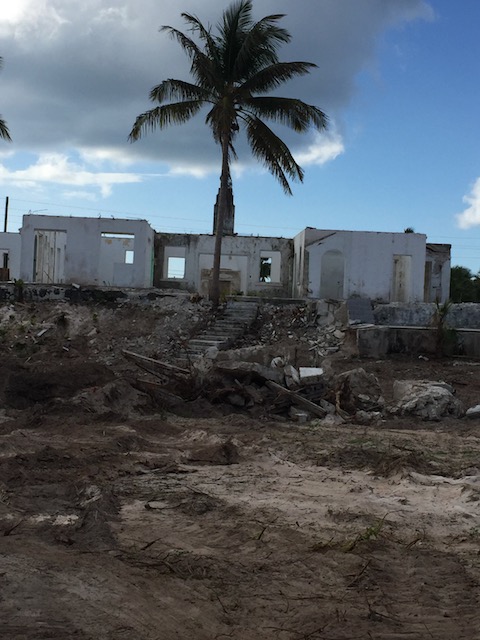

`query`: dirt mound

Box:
[4,361,114,409]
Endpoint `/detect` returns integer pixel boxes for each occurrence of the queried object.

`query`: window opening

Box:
[259,257,272,283]
[125,250,134,264]
[101,232,135,240]
[167,256,185,279]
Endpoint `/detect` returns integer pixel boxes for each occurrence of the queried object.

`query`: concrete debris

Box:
[265,380,327,418]
[465,405,480,419]
[215,360,285,384]
[299,367,324,384]
[312,413,346,427]
[284,364,300,389]
[289,407,310,423]
[391,380,465,421]
[334,368,385,415]
[354,410,383,426]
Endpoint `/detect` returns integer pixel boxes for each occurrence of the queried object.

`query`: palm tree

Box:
[0,57,11,142]
[129,0,327,306]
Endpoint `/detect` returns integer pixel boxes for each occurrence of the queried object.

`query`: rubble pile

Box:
[1,296,479,425]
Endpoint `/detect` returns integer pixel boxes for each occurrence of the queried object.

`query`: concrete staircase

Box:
[186,299,259,358]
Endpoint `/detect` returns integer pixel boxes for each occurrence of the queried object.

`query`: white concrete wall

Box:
[156,233,292,296]
[0,232,21,280]
[298,229,427,302]
[20,215,154,287]
[292,229,307,297]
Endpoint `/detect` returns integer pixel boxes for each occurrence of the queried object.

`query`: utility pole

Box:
[3,196,8,232]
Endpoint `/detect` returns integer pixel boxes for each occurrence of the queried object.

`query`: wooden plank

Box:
[265,380,327,418]
[122,350,191,378]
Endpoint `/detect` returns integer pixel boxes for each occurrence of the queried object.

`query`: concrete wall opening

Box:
[163,247,187,280]
[259,257,272,282]
[259,250,281,284]
[167,256,186,279]
[33,230,67,284]
[0,250,9,281]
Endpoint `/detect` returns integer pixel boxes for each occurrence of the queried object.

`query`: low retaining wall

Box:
[373,302,480,330]
[355,325,480,358]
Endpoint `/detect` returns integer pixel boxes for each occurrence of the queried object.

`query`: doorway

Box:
[320,250,345,299]
[33,230,67,284]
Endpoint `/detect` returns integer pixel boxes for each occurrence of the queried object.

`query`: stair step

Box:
[186,301,259,357]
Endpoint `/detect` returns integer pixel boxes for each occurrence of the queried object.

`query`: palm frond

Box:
[242,96,327,132]
[149,79,212,104]
[240,61,317,94]
[129,101,203,141]
[0,118,11,142]
[0,58,10,141]
[177,13,222,69]
[243,114,304,194]
[218,0,254,80]
[161,25,220,89]
[220,0,253,42]
[233,13,290,78]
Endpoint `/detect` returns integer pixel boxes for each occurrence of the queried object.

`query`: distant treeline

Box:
[450,266,480,302]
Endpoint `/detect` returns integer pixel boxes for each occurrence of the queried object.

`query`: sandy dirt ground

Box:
[0,298,479,640]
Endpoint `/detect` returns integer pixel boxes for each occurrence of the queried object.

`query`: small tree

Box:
[129,1,327,306]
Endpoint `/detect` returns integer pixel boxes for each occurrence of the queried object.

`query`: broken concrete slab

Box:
[299,367,324,384]
[393,379,456,399]
[465,405,480,419]
[391,380,465,421]
[284,364,300,389]
[215,361,284,384]
[354,410,383,426]
[334,368,385,414]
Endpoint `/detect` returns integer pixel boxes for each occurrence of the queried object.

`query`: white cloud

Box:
[0,0,434,196]
[295,130,345,166]
[0,153,144,197]
[78,147,137,169]
[0,0,30,24]
[456,178,480,229]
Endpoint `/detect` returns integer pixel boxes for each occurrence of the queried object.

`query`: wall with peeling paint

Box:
[20,215,154,287]
[154,232,292,297]
[294,228,440,303]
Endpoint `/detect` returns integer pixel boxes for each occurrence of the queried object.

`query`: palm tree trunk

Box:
[210,135,230,308]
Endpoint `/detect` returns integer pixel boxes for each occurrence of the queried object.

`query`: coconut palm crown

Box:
[129,0,327,305]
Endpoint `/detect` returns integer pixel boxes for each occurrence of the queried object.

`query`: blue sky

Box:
[0,0,479,272]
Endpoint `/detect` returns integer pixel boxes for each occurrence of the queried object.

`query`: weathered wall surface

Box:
[374,302,480,329]
[155,233,292,297]
[355,324,480,358]
[20,215,154,288]
[298,229,427,303]
[0,232,21,280]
